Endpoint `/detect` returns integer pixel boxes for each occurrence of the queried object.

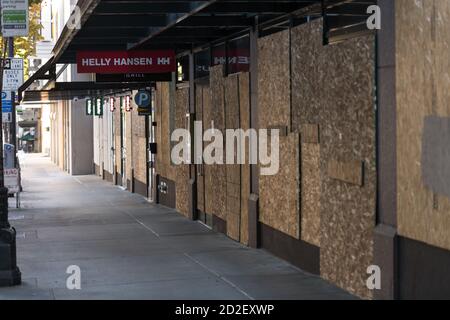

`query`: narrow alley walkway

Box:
[0,154,354,300]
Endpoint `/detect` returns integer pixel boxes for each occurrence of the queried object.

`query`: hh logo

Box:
[66,265,81,290]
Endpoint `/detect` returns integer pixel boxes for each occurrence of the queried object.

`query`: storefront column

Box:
[374,0,398,300]
[248,21,260,248]
[188,51,198,221]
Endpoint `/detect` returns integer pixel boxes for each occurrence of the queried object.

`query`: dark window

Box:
[211,43,226,67]
[194,49,210,79]
[226,36,250,74]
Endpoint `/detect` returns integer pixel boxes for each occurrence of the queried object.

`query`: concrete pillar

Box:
[374,0,398,300]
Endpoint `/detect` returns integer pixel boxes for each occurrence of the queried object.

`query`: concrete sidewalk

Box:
[0,154,355,300]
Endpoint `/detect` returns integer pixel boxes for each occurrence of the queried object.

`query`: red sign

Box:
[76,50,176,74]
[124,96,132,112]
[211,49,250,73]
[109,97,116,112]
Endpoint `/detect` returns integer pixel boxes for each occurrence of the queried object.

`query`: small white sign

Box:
[2,58,24,91]
[5,168,19,193]
[2,112,12,123]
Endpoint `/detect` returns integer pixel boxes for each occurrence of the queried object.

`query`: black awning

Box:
[18,56,55,101]
[22,81,151,102]
[53,0,324,63]
[21,0,375,101]
[53,0,376,64]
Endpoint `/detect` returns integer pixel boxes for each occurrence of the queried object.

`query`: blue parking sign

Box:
[2,91,12,113]
[135,90,151,108]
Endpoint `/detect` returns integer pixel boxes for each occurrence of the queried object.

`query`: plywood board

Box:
[225,73,241,241]
[300,124,320,144]
[130,97,147,183]
[239,72,251,245]
[292,19,376,299]
[155,82,176,182]
[175,88,189,216]
[259,133,300,239]
[133,137,147,183]
[205,66,227,219]
[257,30,299,239]
[258,30,291,130]
[321,37,375,300]
[301,143,321,247]
[396,0,450,251]
[327,159,363,186]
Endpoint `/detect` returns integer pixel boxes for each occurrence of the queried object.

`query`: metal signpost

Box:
[0,0,26,286]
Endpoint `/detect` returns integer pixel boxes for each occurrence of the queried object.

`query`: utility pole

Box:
[0,35,21,286]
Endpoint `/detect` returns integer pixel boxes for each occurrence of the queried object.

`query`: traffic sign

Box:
[2,91,13,113]
[2,112,12,123]
[2,58,24,91]
[1,0,29,37]
[135,90,151,108]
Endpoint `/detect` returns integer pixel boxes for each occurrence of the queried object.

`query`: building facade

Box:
[31,0,94,174]
[21,0,450,300]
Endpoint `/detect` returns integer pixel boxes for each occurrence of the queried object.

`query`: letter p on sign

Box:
[135,90,151,108]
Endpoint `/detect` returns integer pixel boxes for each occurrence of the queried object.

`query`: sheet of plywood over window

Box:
[239,72,251,245]
[225,74,241,241]
[175,88,190,217]
[204,66,227,220]
[292,19,376,299]
[155,82,176,182]
[396,0,450,251]
[291,20,324,248]
[258,29,300,239]
[130,95,147,185]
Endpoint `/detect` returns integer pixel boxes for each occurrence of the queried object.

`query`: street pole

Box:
[0,36,21,286]
[8,37,16,166]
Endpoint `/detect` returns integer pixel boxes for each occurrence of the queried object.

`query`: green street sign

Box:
[86,98,93,116]
[95,97,104,116]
